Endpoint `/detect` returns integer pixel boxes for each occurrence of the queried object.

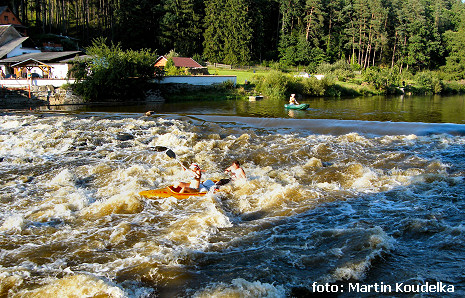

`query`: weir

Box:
[194,115,465,136]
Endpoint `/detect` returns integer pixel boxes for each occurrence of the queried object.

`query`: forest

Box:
[2,0,465,78]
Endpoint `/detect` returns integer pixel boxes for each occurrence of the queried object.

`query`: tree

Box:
[203,0,226,63]
[71,38,158,100]
[441,28,465,79]
[304,0,324,47]
[278,0,308,65]
[203,0,254,65]
[160,0,204,56]
[223,0,253,65]
[114,0,164,50]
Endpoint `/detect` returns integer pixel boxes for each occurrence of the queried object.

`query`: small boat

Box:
[139,179,227,199]
[284,103,309,110]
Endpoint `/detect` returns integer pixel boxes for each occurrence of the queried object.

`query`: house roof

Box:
[0,51,82,64]
[0,25,22,46]
[0,25,11,36]
[60,54,92,63]
[155,56,203,68]
[172,57,202,68]
[0,6,9,14]
[11,58,52,68]
[0,36,27,58]
[0,7,25,28]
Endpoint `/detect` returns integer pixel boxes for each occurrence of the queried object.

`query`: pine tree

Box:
[203,0,226,63]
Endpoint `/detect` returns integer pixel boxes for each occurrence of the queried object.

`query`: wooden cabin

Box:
[0,6,27,36]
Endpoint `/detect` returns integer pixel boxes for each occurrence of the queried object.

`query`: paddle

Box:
[151,146,186,170]
[215,178,231,186]
[151,146,231,186]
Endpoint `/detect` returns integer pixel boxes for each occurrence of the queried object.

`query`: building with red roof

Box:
[154,56,208,75]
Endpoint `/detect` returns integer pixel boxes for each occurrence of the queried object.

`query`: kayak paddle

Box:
[151,146,186,170]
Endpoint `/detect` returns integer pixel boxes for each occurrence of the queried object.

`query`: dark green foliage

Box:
[415,71,443,94]
[160,0,204,56]
[252,71,290,98]
[363,66,401,92]
[441,29,465,80]
[70,38,158,101]
[252,70,347,98]
[203,0,254,65]
[7,0,465,80]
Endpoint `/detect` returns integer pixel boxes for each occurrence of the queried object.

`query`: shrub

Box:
[216,80,236,90]
[315,60,354,81]
[363,66,401,93]
[316,62,333,74]
[442,81,465,94]
[415,71,443,94]
[252,70,290,98]
[70,38,158,101]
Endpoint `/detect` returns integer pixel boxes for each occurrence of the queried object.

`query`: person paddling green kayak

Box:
[285,93,309,110]
[289,93,299,105]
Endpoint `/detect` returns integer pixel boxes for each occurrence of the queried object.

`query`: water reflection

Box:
[35,95,465,124]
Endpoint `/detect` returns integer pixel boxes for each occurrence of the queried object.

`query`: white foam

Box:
[0,214,24,233]
[194,278,286,298]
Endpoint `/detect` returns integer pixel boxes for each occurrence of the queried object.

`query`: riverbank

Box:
[2,70,465,110]
[209,67,465,99]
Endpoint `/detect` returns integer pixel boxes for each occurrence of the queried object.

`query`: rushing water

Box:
[0,95,464,297]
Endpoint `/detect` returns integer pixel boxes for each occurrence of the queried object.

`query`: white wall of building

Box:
[0,78,71,87]
[156,75,237,86]
[1,63,69,79]
[47,64,69,79]
[7,45,41,58]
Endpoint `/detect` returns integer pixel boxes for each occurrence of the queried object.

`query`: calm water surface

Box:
[64,95,465,124]
[0,95,464,297]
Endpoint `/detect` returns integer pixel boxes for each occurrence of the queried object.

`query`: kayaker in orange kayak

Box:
[174,162,202,193]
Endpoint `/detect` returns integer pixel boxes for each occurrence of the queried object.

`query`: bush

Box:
[252,70,290,98]
[295,77,326,96]
[316,62,333,74]
[363,66,401,93]
[252,70,348,98]
[442,81,465,94]
[216,80,236,90]
[415,71,443,94]
[70,38,158,101]
[315,60,354,81]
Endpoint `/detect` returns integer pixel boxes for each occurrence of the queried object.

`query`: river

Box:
[0,95,464,297]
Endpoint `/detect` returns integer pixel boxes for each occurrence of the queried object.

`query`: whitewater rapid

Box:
[0,112,464,297]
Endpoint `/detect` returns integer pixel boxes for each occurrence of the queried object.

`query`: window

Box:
[4,16,8,22]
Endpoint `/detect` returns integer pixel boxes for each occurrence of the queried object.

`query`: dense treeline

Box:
[2,0,465,77]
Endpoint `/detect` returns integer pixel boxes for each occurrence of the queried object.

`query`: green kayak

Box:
[284,104,309,110]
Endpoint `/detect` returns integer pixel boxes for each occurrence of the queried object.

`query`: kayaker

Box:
[225,160,246,181]
[289,94,299,105]
[174,162,202,193]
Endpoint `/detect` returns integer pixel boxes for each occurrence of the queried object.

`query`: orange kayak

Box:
[139,180,219,199]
